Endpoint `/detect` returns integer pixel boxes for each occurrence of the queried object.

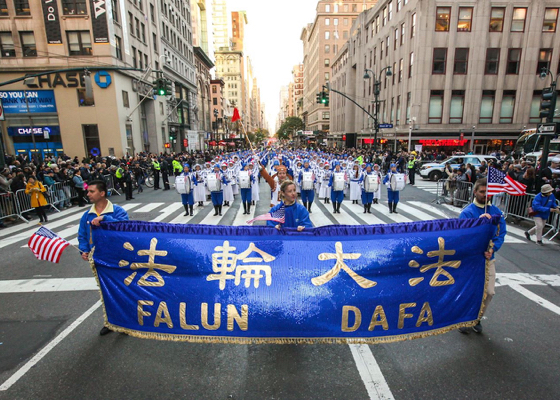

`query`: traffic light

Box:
[169,131,175,142]
[162,79,171,96]
[540,86,557,122]
[153,78,171,96]
[316,92,322,104]
[321,91,329,106]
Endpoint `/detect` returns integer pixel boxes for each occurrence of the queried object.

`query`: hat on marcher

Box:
[541,184,554,194]
[551,157,560,163]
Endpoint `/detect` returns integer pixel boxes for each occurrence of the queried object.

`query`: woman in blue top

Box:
[525,184,559,245]
[267,180,313,231]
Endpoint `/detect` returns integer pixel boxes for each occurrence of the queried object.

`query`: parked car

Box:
[420,155,497,181]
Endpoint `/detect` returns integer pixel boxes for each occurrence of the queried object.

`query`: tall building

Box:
[0,0,173,158]
[301,1,378,136]
[211,0,230,51]
[330,0,560,152]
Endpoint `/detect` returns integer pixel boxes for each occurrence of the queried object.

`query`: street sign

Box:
[537,123,557,135]
[378,123,393,129]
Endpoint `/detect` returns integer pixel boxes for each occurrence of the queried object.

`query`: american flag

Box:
[247,206,286,225]
[487,167,527,196]
[28,226,71,263]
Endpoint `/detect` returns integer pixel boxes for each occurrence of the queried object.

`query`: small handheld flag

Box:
[28,226,71,263]
[247,206,286,225]
[487,167,526,196]
[231,108,241,122]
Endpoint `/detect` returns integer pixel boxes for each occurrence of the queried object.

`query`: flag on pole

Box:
[28,226,71,263]
[247,206,285,225]
[487,167,527,196]
[231,108,241,122]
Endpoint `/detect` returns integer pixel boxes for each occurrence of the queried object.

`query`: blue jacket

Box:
[266,202,313,228]
[78,201,129,253]
[531,193,557,220]
[459,202,506,259]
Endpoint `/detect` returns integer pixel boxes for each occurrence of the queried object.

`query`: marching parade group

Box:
[172,149,409,219]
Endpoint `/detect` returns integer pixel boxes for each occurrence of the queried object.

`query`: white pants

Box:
[528,217,546,241]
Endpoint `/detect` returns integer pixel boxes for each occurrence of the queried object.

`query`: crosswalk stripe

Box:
[232,203,256,226]
[134,203,164,213]
[151,203,183,222]
[0,206,83,239]
[397,203,439,221]
[408,201,452,218]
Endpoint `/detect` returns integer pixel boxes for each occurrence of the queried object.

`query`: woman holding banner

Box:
[266,180,312,231]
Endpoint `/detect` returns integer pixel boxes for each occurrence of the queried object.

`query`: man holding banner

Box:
[78,179,129,336]
[458,178,507,334]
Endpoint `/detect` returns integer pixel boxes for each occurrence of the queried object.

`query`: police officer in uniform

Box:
[407,155,417,185]
[152,157,161,190]
[161,157,170,190]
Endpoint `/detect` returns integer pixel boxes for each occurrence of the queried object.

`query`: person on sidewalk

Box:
[25,176,48,223]
[458,178,507,334]
[525,184,559,245]
[78,180,129,336]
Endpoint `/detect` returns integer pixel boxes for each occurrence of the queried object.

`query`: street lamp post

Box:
[364,66,392,151]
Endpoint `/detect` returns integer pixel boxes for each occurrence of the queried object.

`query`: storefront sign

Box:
[0,91,57,114]
[419,139,468,147]
[90,0,109,43]
[132,79,153,97]
[25,72,84,89]
[41,0,62,44]
[8,126,60,136]
[94,71,112,88]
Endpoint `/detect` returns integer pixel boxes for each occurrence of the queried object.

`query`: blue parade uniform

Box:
[298,167,316,210]
[180,172,196,206]
[459,201,506,259]
[266,202,313,228]
[359,172,376,206]
[208,170,228,216]
[383,168,402,213]
[328,170,346,213]
[238,171,256,214]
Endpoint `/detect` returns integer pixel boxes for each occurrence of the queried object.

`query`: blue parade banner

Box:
[90,217,498,344]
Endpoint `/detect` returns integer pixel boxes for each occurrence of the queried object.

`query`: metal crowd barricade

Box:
[14,189,34,222]
[0,191,26,223]
[104,174,121,196]
[46,181,77,210]
[502,193,560,240]
[434,179,474,208]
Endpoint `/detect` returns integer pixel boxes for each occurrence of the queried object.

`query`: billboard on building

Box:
[41,0,63,44]
[0,91,57,113]
[90,0,109,43]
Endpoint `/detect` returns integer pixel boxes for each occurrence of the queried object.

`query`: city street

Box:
[0,179,558,399]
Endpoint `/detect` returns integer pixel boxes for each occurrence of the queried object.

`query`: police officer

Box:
[407,155,417,185]
[172,156,183,177]
[152,157,161,190]
[161,157,170,190]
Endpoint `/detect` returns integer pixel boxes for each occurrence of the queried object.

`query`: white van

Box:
[420,155,497,181]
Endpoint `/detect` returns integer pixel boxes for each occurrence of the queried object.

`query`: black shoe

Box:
[524,231,531,241]
[537,240,543,246]
[213,206,218,216]
[458,327,470,334]
[100,326,112,336]
[472,321,483,333]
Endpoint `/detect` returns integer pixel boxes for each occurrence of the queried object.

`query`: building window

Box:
[0,0,8,16]
[325,18,330,26]
[138,50,143,69]
[411,13,416,38]
[375,15,379,32]
[115,35,122,60]
[449,90,465,124]
[485,48,500,74]
[537,49,553,73]
[334,18,338,26]
[385,37,389,57]
[62,0,87,15]
[322,112,330,120]
[325,72,330,81]
[457,7,473,32]
[14,0,30,15]
[390,97,395,123]
[82,124,101,156]
[0,32,15,57]
[454,48,469,74]
[141,23,146,42]
[77,88,94,106]
[128,12,134,34]
[398,58,403,82]
[383,7,387,26]
[511,8,527,32]
[392,62,397,85]
[432,48,447,74]
[388,1,393,21]
[122,90,129,108]
[489,7,505,32]
[529,91,542,123]
[409,52,414,77]
[112,0,118,22]
[325,31,330,40]
[396,95,401,125]
[543,8,559,32]
[345,18,349,27]
[397,0,402,12]
[394,28,398,50]
[479,90,495,124]
[67,31,92,55]
[131,46,137,68]
[325,4,330,12]
[429,90,444,123]
[153,33,158,53]
[324,58,330,67]
[135,17,140,37]
[380,41,384,60]
[435,7,450,31]
[19,31,36,57]
[150,3,155,23]
[400,23,405,45]
[406,92,411,123]
[373,47,376,65]
[500,91,516,123]
[325,44,330,54]
[506,49,521,74]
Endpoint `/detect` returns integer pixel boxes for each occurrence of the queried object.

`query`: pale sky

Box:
[226,0,319,133]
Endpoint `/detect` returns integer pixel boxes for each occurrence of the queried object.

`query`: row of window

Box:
[324,30,350,40]
[0,30,93,57]
[435,6,558,33]
[323,2,372,14]
[371,0,411,35]
[0,0,126,18]
[431,48,559,76]
[366,13,416,67]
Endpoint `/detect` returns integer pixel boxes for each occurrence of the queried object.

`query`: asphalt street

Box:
[0,178,558,400]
